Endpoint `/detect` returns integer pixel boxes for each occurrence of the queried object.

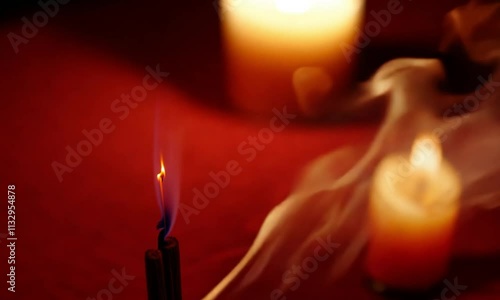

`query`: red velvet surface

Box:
[1,1,498,299]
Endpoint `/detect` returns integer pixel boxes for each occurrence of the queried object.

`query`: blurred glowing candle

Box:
[366,134,461,291]
[220,0,364,115]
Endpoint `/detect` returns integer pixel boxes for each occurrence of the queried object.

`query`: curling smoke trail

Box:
[205,1,500,299]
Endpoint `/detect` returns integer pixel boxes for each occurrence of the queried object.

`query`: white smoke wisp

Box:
[204,2,500,299]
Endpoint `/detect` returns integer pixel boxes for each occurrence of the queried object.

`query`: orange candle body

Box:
[366,136,461,290]
[221,0,364,115]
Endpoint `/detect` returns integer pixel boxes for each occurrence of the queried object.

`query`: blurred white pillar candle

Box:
[220,0,364,115]
[366,134,462,290]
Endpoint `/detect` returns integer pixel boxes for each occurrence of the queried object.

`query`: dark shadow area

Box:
[449,254,500,293]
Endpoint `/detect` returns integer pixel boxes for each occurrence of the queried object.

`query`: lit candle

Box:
[220,0,364,115]
[366,134,462,291]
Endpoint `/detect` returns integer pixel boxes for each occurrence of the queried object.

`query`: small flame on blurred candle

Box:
[410,133,442,172]
[408,134,444,206]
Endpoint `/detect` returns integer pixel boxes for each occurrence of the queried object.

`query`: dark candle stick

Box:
[158,231,182,300]
[145,249,168,300]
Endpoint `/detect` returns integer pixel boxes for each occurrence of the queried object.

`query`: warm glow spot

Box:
[275,0,311,13]
[410,133,442,172]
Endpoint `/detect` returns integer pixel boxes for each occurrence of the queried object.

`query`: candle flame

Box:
[157,156,166,182]
[410,133,442,172]
[156,155,168,235]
